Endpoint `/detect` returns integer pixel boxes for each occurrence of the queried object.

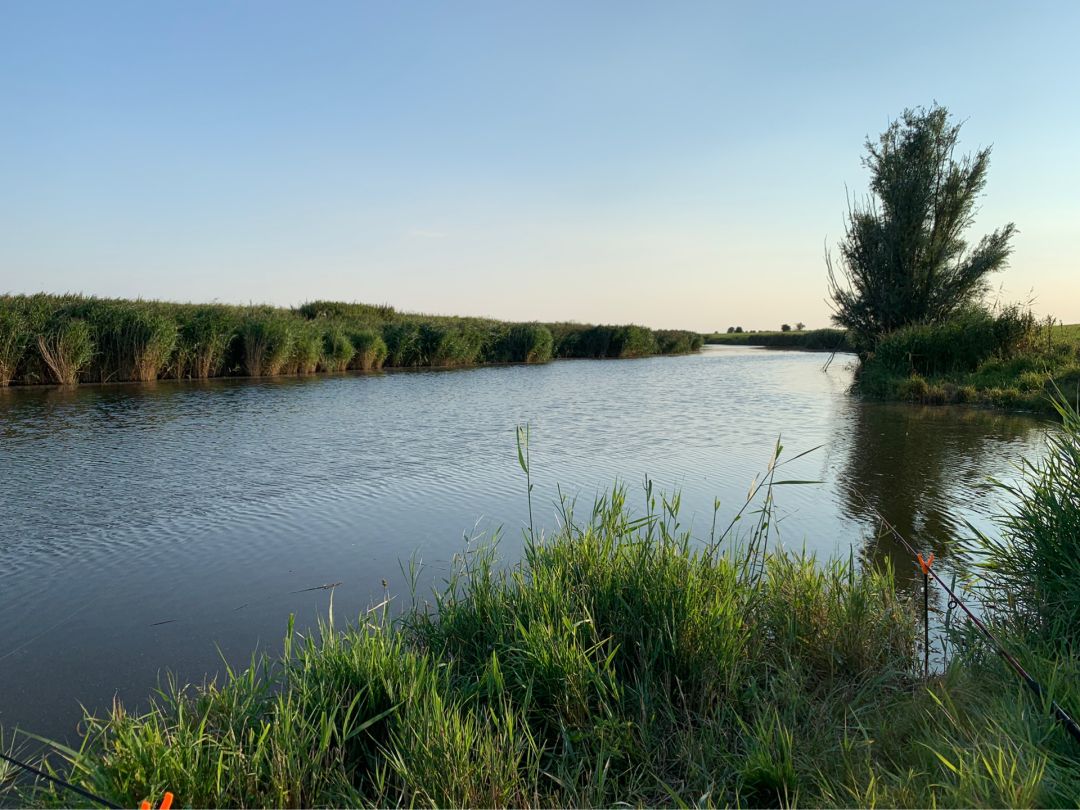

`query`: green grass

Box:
[0,294,702,386]
[856,321,1080,415]
[6,423,1080,808]
[965,396,1080,649]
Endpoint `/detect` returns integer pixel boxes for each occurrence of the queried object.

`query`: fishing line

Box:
[0,748,119,808]
[851,488,1080,746]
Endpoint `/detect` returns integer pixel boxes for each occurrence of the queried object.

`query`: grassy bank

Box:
[704,328,853,353]
[6,421,1080,808]
[855,311,1080,414]
[0,294,703,387]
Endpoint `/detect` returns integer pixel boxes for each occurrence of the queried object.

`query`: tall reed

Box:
[36,318,94,385]
[284,321,321,375]
[175,306,238,379]
[240,310,293,377]
[967,394,1080,648]
[348,329,387,371]
[0,301,28,385]
[383,322,425,367]
[319,324,355,372]
[0,294,704,386]
[64,299,177,382]
[490,324,555,364]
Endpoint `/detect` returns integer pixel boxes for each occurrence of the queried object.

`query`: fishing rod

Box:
[0,747,120,809]
[853,490,1080,746]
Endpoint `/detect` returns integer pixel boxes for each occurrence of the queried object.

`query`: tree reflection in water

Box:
[837,402,1045,596]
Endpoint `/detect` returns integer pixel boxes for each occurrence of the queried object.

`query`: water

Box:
[0,346,1048,741]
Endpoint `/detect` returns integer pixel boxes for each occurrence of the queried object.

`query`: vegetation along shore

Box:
[0,294,703,387]
[704,328,853,353]
[4,403,1080,807]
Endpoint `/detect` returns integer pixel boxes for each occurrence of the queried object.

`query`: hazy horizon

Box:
[3,1,1078,332]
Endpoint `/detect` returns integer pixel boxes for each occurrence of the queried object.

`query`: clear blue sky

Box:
[2,1,1077,331]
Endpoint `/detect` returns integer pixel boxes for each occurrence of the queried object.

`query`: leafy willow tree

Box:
[827,105,1016,351]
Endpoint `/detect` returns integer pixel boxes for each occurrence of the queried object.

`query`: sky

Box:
[1,1,1078,331]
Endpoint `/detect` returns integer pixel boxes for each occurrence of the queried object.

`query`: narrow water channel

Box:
[0,346,1047,741]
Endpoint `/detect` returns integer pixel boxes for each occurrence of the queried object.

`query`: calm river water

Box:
[0,346,1048,741]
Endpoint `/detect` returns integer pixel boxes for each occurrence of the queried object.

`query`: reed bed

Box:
[174,305,237,379]
[0,306,29,386]
[320,325,355,373]
[0,295,702,386]
[549,323,704,359]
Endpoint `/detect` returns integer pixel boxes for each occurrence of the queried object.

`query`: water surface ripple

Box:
[0,347,1047,740]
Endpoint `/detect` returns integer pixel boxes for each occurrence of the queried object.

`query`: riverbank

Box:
[857,322,1080,415]
[0,294,703,387]
[5,415,1079,808]
[704,328,853,352]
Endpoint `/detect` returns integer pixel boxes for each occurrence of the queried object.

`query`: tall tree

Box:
[827,105,1016,351]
